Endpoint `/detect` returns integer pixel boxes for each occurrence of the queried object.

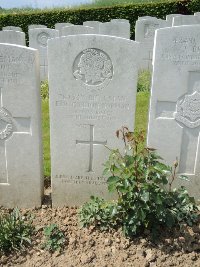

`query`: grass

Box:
[137,70,151,92]
[135,91,150,134]
[42,100,50,178]
[41,71,151,178]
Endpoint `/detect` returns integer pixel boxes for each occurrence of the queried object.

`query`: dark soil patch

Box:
[0,189,200,267]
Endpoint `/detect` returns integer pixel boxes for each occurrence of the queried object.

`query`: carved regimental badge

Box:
[37,32,50,47]
[0,108,13,140]
[73,48,113,91]
[174,91,200,128]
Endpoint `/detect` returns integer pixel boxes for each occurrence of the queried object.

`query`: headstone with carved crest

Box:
[147,25,200,201]
[29,28,59,81]
[0,44,43,208]
[48,34,139,206]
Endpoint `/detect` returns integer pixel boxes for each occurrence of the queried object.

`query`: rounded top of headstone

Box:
[3,26,22,32]
[61,25,95,36]
[111,19,130,24]
[28,25,47,30]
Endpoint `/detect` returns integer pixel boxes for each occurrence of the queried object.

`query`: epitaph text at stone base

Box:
[48,35,139,206]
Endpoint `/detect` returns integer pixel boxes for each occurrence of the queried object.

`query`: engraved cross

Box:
[155,71,200,175]
[76,125,107,172]
[0,87,31,184]
[40,57,48,74]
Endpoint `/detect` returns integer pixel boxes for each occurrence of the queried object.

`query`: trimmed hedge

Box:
[0,0,200,41]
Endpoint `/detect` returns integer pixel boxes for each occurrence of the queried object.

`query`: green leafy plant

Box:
[0,208,33,253]
[79,196,118,230]
[42,224,65,253]
[79,127,199,237]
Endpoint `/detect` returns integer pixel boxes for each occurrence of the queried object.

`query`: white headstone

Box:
[135,18,167,70]
[83,21,102,33]
[29,28,59,81]
[48,35,139,206]
[111,19,129,23]
[61,25,95,36]
[0,30,26,46]
[173,15,200,26]
[166,14,182,26]
[99,21,130,39]
[28,25,47,30]
[0,44,43,208]
[3,26,22,32]
[194,12,200,16]
[55,23,73,36]
[147,25,200,200]
[138,16,157,21]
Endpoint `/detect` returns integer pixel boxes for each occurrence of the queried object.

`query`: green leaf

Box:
[108,183,117,192]
[107,176,120,184]
[102,168,109,176]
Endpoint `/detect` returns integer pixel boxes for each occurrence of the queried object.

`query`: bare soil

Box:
[0,189,200,267]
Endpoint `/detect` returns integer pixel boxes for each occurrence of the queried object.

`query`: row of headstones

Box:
[1,23,200,208]
[0,19,130,45]
[0,20,130,81]
[2,12,200,81]
[135,12,200,70]
[29,20,130,81]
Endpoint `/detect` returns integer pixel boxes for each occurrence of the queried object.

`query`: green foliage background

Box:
[0,0,200,41]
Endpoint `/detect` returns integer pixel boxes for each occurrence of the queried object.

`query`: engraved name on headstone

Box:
[147,26,200,200]
[48,35,139,206]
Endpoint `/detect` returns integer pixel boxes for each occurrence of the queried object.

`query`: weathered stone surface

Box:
[99,21,130,39]
[48,35,139,206]
[135,18,167,70]
[3,26,22,32]
[61,25,95,36]
[28,25,47,30]
[147,26,200,201]
[135,17,167,42]
[173,15,200,26]
[111,19,129,23]
[29,28,59,81]
[0,30,25,46]
[0,44,43,208]
[83,21,102,33]
[55,23,73,36]
[166,14,182,26]
[138,16,157,21]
